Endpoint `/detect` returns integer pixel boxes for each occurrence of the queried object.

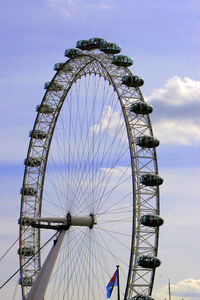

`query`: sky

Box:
[0,0,200,299]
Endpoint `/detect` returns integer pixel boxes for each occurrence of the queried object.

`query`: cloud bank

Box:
[153,119,200,146]
[147,76,200,145]
[154,278,200,299]
[148,76,200,106]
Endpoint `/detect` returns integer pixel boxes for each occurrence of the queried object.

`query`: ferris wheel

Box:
[19,38,164,300]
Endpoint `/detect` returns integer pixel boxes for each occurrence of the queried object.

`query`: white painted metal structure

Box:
[26,231,66,300]
[19,39,163,299]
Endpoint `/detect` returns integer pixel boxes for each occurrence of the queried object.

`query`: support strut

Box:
[26,231,65,300]
[25,213,97,299]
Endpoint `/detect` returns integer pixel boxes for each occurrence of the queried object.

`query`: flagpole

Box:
[116,265,120,300]
[168,279,171,300]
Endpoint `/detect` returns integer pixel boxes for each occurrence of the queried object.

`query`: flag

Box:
[106,268,119,298]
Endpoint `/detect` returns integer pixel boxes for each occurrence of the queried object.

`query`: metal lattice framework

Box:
[19,39,163,300]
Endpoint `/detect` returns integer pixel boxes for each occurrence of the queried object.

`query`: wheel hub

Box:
[29,213,97,231]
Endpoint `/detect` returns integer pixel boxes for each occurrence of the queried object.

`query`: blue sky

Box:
[0,0,199,299]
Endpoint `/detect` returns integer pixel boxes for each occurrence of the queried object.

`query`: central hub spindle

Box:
[30,213,97,231]
[67,213,96,229]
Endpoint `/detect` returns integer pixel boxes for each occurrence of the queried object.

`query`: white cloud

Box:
[154,278,200,299]
[91,105,127,142]
[153,118,200,145]
[92,106,123,132]
[147,76,200,106]
[48,0,112,18]
[146,76,200,145]
[172,278,200,297]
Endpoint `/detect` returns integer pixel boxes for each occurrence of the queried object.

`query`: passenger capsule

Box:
[29,130,47,139]
[44,82,50,89]
[36,104,55,114]
[54,62,64,71]
[122,75,144,87]
[18,247,34,257]
[76,40,91,50]
[20,186,37,196]
[19,277,33,286]
[140,174,163,186]
[44,82,63,91]
[54,63,73,72]
[64,48,82,58]
[100,42,121,54]
[18,217,30,226]
[112,55,133,67]
[132,296,154,300]
[136,136,160,148]
[137,256,161,269]
[24,157,41,167]
[88,37,107,49]
[130,102,153,114]
[140,214,164,227]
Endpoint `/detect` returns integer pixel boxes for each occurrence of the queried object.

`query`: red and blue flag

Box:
[106,268,119,298]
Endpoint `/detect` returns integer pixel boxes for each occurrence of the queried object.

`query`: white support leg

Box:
[26,231,65,300]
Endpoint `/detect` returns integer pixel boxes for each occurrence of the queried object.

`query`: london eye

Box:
[19,38,164,300]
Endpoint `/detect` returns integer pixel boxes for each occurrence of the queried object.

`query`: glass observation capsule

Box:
[18,217,30,226]
[20,186,37,196]
[100,42,121,54]
[131,296,154,300]
[54,63,73,72]
[136,136,160,148]
[76,40,92,50]
[88,37,107,49]
[54,62,64,71]
[44,82,63,91]
[137,256,161,269]
[24,157,41,167]
[140,174,163,186]
[112,55,133,67]
[36,104,55,114]
[29,130,47,139]
[19,277,33,286]
[18,247,35,257]
[140,214,164,227]
[130,102,153,114]
[64,48,82,58]
[122,75,144,87]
